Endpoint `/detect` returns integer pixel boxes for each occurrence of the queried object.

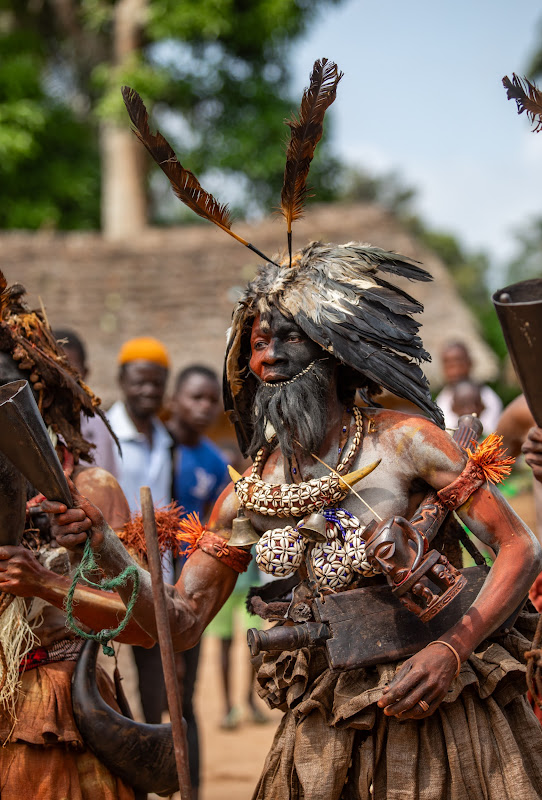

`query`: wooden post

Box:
[140,486,192,799]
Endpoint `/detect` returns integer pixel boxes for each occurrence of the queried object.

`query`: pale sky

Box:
[293,0,542,284]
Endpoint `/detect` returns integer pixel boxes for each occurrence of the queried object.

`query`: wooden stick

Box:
[140,486,192,800]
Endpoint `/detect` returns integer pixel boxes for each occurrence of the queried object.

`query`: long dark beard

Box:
[249,359,334,461]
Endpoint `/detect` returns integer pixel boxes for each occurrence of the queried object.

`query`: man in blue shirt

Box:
[107,337,173,726]
[167,365,228,800]
[169,366,228,522]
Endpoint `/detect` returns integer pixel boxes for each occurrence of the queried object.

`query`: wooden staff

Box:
[140,486,192,800]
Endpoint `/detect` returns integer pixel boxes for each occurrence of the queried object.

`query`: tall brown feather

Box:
[280,59,343,236]
[122,86,233,230]
[122,87,278,264]
[503,74,542,133]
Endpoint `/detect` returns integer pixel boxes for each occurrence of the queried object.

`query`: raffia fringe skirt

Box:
[252,614,542,800]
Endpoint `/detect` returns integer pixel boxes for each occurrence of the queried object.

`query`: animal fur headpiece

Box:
[0,270,115,462]
[122,58,443,453]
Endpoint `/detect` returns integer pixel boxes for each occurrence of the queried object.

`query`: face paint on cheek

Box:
[249,350,264,379]
[249,314,270,379]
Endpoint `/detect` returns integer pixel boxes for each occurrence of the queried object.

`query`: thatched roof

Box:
[0,202,497,407]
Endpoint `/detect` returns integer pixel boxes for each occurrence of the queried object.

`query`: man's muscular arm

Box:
[0,548,153,646]
[44,479,241,650]
[378,417,542,720]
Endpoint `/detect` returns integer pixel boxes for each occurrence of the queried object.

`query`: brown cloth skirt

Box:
[0,661,134,800]
[252,617,542,800]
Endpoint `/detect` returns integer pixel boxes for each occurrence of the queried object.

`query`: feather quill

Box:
[503,74,542,133]
[280,59,343,263]
[121,86,277,264]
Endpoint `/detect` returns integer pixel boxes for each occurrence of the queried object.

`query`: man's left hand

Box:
[0,546,49,597]
[377,645,458,719]
[522,426,542,483]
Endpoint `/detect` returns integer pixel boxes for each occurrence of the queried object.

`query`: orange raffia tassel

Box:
[176,512,206,557]
[466,433,515,485]
[119,501,186,562]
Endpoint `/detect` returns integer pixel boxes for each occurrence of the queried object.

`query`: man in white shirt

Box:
[435,341,502,434]
[107,336,173,725]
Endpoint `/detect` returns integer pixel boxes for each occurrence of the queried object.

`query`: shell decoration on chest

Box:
[230,407,383,590]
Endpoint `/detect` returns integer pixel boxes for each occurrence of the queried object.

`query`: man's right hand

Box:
[41,477,108,551]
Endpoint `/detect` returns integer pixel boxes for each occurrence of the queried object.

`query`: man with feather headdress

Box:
[47,61,542,799]
[0,270,156,800]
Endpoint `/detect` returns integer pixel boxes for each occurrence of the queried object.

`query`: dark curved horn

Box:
[0,449,26,546]
[493,279,542,426]
[0,380,71,506]
[72,640,178,797]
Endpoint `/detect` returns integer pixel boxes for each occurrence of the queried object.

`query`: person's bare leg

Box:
[219,638,239,729]
[220,638,233,715]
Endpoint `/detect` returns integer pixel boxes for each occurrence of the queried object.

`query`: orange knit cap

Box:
[118,337,170,369]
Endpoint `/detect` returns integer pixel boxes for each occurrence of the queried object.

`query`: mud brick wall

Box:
[0,203,497,410]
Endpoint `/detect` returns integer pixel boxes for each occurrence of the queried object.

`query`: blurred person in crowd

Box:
[166,364,228,799]
[497,397,542,723]
[54,328,119,478]
[107,337,172,725]
[207,556,269,730]
[436,341,502,433]
[497,394,542,547]
[450,380,485,434]
[206,442,268,730]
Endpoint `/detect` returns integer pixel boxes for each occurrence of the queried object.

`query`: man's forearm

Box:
[43,571,154,646]
[451,489,542,660]
[92,524,164,640]
[93,524,239,651]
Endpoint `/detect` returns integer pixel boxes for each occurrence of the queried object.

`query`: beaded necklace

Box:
[234,405,364,518]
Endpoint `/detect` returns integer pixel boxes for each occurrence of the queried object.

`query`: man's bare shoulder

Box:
[363,407,446,436]
[498,394,533,434]
[207,479,239,535]
[74,464,121,492]
[73,464,130,531]
[362,407,465,487]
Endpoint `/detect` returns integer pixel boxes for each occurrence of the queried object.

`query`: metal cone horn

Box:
[0,380,71,506]
[72,639,178,796]
[493,279,542,426]
[0,449,26,547]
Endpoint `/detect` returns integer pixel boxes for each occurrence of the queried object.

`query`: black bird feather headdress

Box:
[223,241,443,453]
[123,58,444,452]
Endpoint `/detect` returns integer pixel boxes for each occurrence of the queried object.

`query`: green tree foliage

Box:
[527,19,542,79]
[0,0,343,230]
[506,216,542,285]
[0,24,100,228]
[339,166,505,370]
[340,167,417,216]
[412,223,508,362]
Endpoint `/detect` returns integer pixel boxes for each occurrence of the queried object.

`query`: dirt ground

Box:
[104,488,538,800]
[108,631,281,800]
